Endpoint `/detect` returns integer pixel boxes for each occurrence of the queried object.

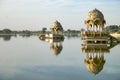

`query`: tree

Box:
[105,25,119,33]
[2,28,12,34]
[80,28,85,32]
[42,27,47,34]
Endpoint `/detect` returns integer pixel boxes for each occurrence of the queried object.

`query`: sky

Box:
[0,0,120,30]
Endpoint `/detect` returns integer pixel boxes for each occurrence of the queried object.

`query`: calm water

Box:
[0,35,120,80]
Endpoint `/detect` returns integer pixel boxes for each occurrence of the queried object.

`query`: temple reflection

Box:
[82,42,118,75]
[82,45,108,75]
[39,37,64,56]
[50,39,63,55]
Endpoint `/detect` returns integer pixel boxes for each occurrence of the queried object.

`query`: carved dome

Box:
[50,20,63,33]
[86,8,105,21]
[85,8,106,31]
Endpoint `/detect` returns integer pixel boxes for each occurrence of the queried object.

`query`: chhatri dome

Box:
[85,8,106,31]
[86,8,105,21]
[50,20,63,33]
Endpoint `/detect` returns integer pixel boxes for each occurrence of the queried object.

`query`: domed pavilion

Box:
[85,8,106,32]
[50,20,63,34]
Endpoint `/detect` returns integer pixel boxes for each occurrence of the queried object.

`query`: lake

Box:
[0,35,120,80]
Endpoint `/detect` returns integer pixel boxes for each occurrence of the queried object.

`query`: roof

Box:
[86,8,105,21]
[51,20,63,30]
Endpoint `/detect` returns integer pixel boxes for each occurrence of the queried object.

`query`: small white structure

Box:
[39,20,64,40]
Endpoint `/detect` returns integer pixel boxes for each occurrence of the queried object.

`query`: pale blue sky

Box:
[0,0,120,30]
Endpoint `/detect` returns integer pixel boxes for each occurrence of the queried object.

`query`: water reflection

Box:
[39,37,64,56]
[82,45,108,75]
[0,35,17,41]
[82,42,119,75]
[84,53,105,75]
[64,32,81,39]
[50,39,63,55]
[0,34,120,80]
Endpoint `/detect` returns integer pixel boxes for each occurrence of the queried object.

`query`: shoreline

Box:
[110,33,120,41]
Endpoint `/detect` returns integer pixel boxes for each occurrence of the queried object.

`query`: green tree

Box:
[105,25,119,33]
[2,28,12,34]
[42,27,47,33]
[80,28,85,32]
